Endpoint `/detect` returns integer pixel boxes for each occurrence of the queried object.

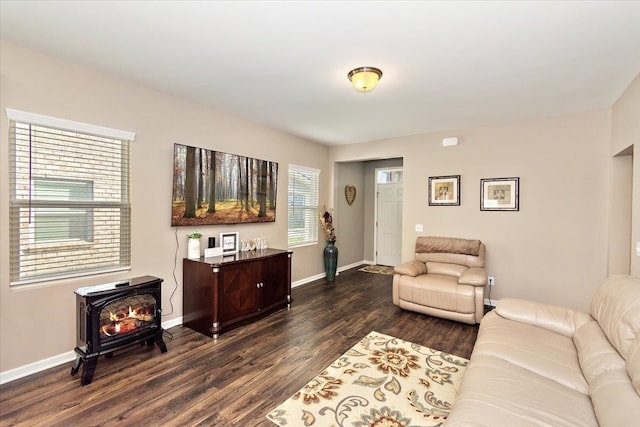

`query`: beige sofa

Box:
[393,236,487,324]
[446,275,640,427]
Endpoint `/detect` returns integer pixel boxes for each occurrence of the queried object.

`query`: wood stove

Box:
[71,275,167,385]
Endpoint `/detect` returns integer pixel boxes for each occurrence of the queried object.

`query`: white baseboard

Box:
[0,350,76,385]
[161,316,183,330]
[292,273,325,288]
[292,259,367,288]
[339,260,365,272]
[484,298,498,307]
[0,263,372,384]
[0,317,184,385]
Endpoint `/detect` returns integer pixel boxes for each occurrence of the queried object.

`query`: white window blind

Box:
[7,109,134,285]
[288,164,319,247]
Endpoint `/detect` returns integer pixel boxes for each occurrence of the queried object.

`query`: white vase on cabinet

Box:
[187,238,201,259]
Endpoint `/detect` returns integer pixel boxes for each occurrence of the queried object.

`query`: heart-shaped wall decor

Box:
[345,185,357,206]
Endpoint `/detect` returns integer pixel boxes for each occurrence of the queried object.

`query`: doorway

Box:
[609,146,633,275]
[375,167,403,266]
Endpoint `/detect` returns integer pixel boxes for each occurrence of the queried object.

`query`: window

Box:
[32,179,94,243]
[377,168,403,184]
[288,165,319,247]
[7,109,134,285]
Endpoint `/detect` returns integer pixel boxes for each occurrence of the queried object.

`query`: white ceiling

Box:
[1,1,640,146]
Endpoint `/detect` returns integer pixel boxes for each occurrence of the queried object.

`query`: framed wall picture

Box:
[480,177,519,211]
[171,143,278,226]
[220,232,240,253]
[428,175,460,206]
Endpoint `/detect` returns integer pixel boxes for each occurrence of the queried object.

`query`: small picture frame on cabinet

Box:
[220,232,239,253]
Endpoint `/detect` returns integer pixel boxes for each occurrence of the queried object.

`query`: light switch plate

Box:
[415,224,424,232]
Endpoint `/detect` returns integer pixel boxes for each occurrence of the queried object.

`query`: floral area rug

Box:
[267,331,468,427]
[358,265,395,275]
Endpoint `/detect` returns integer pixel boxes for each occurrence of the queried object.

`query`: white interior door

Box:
[376,182,403,266]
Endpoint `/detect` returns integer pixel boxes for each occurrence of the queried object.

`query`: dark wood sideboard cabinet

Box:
[183,248,292,338]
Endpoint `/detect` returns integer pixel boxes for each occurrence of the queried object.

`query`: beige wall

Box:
[0,41,330,372]
[331,110,612,311]
[611,73,640,277]
[1,40,638,377]
[333,162,366,266]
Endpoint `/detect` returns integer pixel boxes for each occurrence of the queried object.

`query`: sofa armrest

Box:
[496,298,592,337]
[393,260,426,277]
[458,267,487,286]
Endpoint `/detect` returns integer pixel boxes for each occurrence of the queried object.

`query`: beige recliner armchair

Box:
[393,236,488,324]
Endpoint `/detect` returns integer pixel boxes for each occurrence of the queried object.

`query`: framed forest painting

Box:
[171,143,278,226]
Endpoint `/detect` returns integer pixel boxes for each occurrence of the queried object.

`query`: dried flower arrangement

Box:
[319,207,336,242]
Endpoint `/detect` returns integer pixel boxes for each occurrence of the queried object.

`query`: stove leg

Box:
[156,334,168,353]
[80,357,98,386]
[70,356,83,376]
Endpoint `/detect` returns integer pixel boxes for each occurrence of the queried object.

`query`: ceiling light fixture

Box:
[347,66,383,93]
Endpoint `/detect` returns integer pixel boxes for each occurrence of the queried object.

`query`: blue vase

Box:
[324,240,338,282]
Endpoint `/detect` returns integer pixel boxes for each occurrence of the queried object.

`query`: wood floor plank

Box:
[0,266,479,427]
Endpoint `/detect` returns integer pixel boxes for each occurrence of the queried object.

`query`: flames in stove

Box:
[101,303,154,337]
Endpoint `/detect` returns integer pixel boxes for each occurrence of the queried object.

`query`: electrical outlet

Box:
[488,276,495,286]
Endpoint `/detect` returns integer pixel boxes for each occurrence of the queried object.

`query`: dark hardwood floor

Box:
[0,266,479,427]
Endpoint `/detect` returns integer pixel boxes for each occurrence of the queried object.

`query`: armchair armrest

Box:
[458,267,487,286]
[496,298,592,337]
[393,260,426,277]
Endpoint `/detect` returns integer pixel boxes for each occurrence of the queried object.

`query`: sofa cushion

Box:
[628,333,640,396]
[392,259,426,277]
[396,274,475,314]
[473,311,589,394]
[446,353,598,427]
[573,320,626,384]
[414,237,486,268]
[589,366,640,427]
[426,261,466,277]
[591,275,640,360]
[496,298,592,338]
[448,276,640,427]
[416,250,485,268]
[458,267,488,286]
[415,236,481,256]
